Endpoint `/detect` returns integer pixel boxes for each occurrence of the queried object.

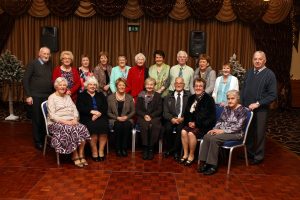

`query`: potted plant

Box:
[0,50,25,120]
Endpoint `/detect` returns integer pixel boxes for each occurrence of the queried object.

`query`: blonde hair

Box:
[60,50,74,62]
[135,53,146,63]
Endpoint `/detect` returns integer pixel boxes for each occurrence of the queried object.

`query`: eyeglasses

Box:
[63,57,71,60]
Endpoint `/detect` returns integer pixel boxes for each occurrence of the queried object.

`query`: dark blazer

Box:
[183,93,216,135]
[136,91,162,119]
[76,91,108,125]
[107,93,135,125]
[163,91,189,121]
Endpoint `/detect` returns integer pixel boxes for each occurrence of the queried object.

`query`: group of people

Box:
[23,47,277,174]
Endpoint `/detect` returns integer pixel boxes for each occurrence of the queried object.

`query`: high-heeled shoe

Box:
[72,158,83,168]
[92,156,99,162]
[184,159,194,166]
[98,155,105,161]
[79,157,88,166]
[179,157,188,164]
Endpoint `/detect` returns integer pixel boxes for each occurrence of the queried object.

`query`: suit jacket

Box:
[163,90,189,121]
[183,93,216,135]
[107,93,135,125]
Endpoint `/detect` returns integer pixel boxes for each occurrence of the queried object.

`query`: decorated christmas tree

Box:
[229,53,246,87]
[0,50,25,120]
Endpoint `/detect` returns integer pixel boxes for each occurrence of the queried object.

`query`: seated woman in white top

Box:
[212,63,239,106]
[47,77,90,168]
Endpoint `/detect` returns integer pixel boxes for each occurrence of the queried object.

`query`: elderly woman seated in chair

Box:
[198,90,248,175]
[47,77,90,168]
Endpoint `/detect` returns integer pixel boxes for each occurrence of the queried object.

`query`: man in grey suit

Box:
[23,47,53,150]
[241,51,277,165]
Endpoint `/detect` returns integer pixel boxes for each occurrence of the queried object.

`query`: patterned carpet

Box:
[1,102,299,156]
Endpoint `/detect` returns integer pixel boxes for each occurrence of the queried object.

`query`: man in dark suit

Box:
[163,77,189,160]
[23,47,53,150]
[241,51,277,165]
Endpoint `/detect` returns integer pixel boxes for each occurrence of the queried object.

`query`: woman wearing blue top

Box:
[77,76,109,162]
[110,55,131,93]
[212,63,239,106]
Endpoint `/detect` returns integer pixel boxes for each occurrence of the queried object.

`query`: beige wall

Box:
[291,33,300,80]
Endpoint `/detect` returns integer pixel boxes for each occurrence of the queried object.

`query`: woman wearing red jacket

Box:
[52,51,81,102]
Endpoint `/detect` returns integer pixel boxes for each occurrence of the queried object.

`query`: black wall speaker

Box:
[40,26,58,52]
[189,31,206,57]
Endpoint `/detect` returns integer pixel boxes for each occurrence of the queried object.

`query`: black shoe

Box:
[142,150,148,160]
[35,144,43,150]
[203,166,218,175]
[148,150,154,160]
[179,157,188,164]
[121,149,128,157]
[116,150,122,157]
[92,156,99,162]
[163,151,171,158]
[98,156,105,161]
[184,159,194,166]
[197,164,209,173]
[173,153,180,161]
[250,159,263,165]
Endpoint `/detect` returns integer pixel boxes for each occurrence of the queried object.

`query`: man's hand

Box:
[26,97,33,105]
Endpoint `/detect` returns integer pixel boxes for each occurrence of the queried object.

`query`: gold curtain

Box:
[3,14,255,101]
[0,0,292,23]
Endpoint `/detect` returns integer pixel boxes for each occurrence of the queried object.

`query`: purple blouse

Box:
[214,105,248,135]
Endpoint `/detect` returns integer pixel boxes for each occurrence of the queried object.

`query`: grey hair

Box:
[253,50,266,61]
[145,77,156,86]
[84,76,99,89]
[226,90,240,101]
[177,50,188,58]
[54,77,68,88]
[135,53,146,63]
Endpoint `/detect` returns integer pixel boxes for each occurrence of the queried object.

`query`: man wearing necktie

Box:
[241,51,277,165]
[163,77,189,160]
[168,50,194,94]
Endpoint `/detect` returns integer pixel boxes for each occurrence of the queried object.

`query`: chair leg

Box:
[244,146,248,166]
[106,138,109,154]
[197,140,203,166]
[43,136,48,156]
[227,148,233,175]
[159,138,163,154]
[56,153,60,166]
[132,129,136,153]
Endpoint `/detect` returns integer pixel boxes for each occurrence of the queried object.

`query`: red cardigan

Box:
[125,65,148,102]
[52,66,81,102]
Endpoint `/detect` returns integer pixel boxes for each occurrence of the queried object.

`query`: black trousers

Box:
[32,96,48,146]
[114,120,132,150]
[246,109,268,161]
[163,120,184,153]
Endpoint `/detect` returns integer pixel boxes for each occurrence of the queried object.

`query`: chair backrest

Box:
[241,110,253,145]
[41,100,50,136]
[215,104,224,121]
